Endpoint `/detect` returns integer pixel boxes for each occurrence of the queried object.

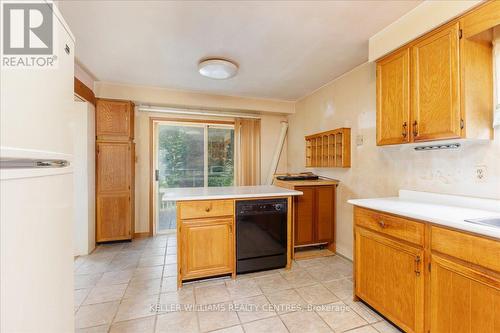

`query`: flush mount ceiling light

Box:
[198,58,238,79]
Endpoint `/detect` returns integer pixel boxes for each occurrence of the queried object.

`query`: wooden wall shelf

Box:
[305,128,351,168]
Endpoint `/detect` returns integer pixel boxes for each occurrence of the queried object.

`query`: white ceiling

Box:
[59,1,421,101]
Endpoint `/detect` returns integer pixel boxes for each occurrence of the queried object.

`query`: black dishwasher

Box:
[236,198,287,274]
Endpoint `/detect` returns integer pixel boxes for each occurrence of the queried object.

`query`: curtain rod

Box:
[137,105,261,119]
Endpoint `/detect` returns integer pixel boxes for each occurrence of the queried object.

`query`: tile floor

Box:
[74,235,402,333]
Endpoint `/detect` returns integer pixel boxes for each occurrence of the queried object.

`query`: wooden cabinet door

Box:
[96,142,131,193]
[96,99,134,140]
[294,187,315,246]
[411,22,461,142]
[376,48,410,145]
[315,186,335,243]
[355,227,424,333]
[96,142,132,242]
[96,193,131,241]
[181,218,233,280]
[430,255,500,333]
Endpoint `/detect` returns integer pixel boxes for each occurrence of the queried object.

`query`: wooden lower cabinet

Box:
[96,193,131,241]
[355,227,424,333]
[180,217,234,281]
[354,206,500,333]
[430,254,500,333]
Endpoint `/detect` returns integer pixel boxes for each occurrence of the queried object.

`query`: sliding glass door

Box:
[155,122,234,233]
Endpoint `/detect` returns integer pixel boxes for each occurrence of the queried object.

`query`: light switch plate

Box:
[474,165,487,182]
[356,135,364,146]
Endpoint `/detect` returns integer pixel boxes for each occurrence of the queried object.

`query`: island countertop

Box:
[163,185,303,201]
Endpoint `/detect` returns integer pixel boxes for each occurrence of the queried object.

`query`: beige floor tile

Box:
[296,283,338,305]
[75,301,120,329]
[142,247,166,257]
[253,273,292,294]
[163,264,177,277]
[75,273,103,290]
[158,287,195,313]
[106,258,139,272]
[125,278,162,298]
[225,278,262,300]
[76,262,111,275]
[97,269,135,286]
[347,325,379,333]
[195,284,231,305]
[84,283,128,305]
[74,288,91,309]
[210,325,243,333]
[265,289,305,314]
[344,299,383,324]
[109,315,156,333]
[165,254,177,264]
[280,310,331,333]
[279,269,317,288]
[138,255,165,267]
[132,266,164,281]
[166,246,177,255]
[305,266,345,282]
[316,301,367,332]
[323,278,354,300]
[197,301,240,332]
[155,310,199,333]
[233,295,275,323]
[243,316,288,333]
[372,320,402,333]
[161,277,178,293]
[75,324,109,333]
[293,257,329,268]
[115,294,160,322]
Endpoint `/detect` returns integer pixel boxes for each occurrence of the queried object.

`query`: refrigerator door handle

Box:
[0,158,70,169]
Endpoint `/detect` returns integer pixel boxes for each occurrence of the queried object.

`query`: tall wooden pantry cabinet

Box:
[95,99,135,242]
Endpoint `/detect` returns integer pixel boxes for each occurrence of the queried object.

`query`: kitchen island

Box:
[165,185,302,288]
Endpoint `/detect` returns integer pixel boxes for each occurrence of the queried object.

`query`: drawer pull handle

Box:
[415,256,421,276]
[205,207,211,212]
[378,220,385,228]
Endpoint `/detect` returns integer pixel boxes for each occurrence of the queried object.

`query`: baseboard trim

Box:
[134,232,151,239]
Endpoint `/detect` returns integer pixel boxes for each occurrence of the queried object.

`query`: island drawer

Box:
[179,199,234,220]
[431,226,500,272]
[354,207,424,246]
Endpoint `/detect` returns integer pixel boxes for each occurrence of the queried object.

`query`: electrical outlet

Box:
[474,165,487,182]
[356,135,364,146]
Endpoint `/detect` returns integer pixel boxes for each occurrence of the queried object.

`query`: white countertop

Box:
[348,190,500,239]
[163,185,303,201]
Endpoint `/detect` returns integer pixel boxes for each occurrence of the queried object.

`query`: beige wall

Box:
[134,111,288,233]
[287,62,500,260]
[95,82,294,114]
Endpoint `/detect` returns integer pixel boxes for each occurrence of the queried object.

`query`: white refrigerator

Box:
[0,3,76,332]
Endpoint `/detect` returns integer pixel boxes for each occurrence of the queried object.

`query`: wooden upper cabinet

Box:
[411,23,461,142]
[376,48,410,145]
[96,99,134,140]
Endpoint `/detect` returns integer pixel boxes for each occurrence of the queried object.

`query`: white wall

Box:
[72,100,96,256]
[287,62,500,260]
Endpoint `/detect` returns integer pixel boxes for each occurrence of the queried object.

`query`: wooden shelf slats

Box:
[305,128,351,168]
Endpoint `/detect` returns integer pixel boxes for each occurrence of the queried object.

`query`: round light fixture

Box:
[198,58,238,80]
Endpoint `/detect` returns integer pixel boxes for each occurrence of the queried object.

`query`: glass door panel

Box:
[157,124,204,233]
[208,127,234,187]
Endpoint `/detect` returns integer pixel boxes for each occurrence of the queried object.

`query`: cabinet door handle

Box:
[414,256,421,276]
[412,121,418,137]
[229,224,233,234]
[402,122,407,138]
